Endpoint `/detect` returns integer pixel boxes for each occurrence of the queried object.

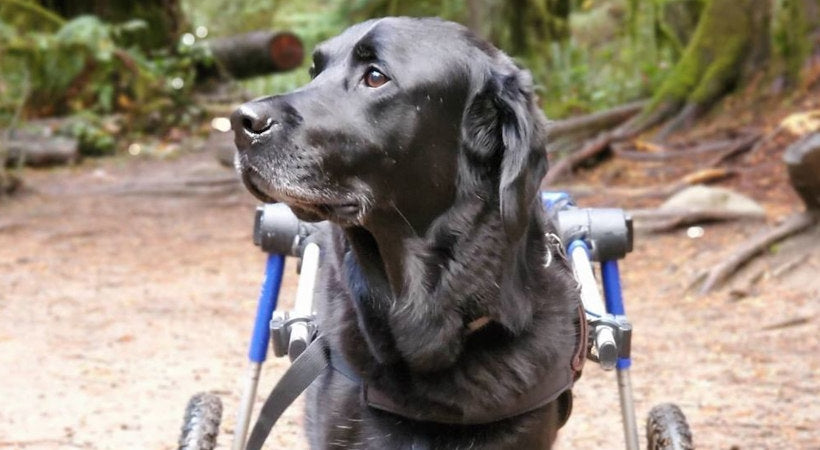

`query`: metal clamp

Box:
[270,312,318,360]
[587,314,632,370]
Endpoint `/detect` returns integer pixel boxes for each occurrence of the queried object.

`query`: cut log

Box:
[4,136,80,167]
[200,30,304,80]
[783,132,820,210]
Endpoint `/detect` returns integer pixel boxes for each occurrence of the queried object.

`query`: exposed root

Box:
[699,211,818,294]
[613,101,680,140]
[630,207,765,233]
[544,131,617,183]
[547,100,646,138]
[707,133,762,166]
[654,103,702,142]
[612,135,759,162]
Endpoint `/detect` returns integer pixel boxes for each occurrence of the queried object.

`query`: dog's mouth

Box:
[240,166,365,224]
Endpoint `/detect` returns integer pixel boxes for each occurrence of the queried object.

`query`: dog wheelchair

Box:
[178,192,693,450]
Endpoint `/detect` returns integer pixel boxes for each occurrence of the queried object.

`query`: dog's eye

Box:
[363,68,390,88]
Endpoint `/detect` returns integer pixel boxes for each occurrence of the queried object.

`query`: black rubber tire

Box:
[179,392,223,450]
[646,403,693,450]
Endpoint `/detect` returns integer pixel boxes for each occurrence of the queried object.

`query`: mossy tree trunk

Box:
[496,0,571,57]
[623,0,770,139]
[622,0,820,141]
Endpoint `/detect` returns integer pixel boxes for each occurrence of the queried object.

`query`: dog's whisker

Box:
[390,201,414,233]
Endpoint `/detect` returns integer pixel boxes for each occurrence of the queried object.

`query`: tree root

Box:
[630,207,765,233]
[613,101,680,140]
[699,211,818,294]
[558,167,734,201]
[544,102,678,183]
[654,103,702,142]
[547,100,646,138]
[544,131,617,184]
[707,133,762,166]
[612,134,760,162]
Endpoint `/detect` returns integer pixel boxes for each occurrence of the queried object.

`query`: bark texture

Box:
[622,0,772,138]
[201,31,304,80]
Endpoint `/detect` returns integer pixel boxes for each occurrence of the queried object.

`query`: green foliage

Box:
[188,0,672,117]
[0,9,207,154]
[0,0,65,32]
[59,114,118,156]
[647,0,761,112]
[529,0,674,117]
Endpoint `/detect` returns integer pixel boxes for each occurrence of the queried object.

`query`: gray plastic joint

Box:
[556,208,633,261]
[269,312,317,358]
[589,314,633,370]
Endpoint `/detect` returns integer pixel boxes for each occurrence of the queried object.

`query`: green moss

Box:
[772,0,810,82]
[648,0,758,110]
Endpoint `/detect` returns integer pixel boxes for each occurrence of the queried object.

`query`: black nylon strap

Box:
[245,337,328,450]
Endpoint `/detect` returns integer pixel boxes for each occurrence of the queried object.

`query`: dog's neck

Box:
[341,196,543,372]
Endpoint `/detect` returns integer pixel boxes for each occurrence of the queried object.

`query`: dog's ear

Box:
[463,69,548,240]
[496,70,547,240]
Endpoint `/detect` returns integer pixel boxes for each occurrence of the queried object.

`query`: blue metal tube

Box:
[601,260,625,315]
[248,253,286,363]
[601,260,630,370]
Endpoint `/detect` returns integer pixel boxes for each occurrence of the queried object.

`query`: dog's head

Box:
[232,17,548,239]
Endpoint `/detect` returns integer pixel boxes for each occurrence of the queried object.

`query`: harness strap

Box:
[245,337,328,450]
[247,303,587,448]
[362,303,587,425]
[572,302,587,378]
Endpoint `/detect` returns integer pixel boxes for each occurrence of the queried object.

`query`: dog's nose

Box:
[232,102,277,136]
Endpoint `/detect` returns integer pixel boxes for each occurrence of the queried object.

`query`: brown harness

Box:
[333,303,587,425]
[247,304,588,449]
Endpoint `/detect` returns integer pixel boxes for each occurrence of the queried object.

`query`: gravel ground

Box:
[1,151,817,449]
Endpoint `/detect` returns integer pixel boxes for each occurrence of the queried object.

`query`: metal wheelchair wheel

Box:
[646,403,693,450]
[179,392,223,450]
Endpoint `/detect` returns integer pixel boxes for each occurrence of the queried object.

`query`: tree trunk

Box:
[497,0,570,57]
[634,0,771,139]
[656,0,703,53]
[624,0,820,140]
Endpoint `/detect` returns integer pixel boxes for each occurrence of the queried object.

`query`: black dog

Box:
[232,17,584,449]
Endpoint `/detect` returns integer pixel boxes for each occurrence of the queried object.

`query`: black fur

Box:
[232,17,581,449]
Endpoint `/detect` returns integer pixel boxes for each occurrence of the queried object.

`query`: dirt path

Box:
[1,150,818,449]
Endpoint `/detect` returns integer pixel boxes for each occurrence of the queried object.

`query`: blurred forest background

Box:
[1,0,818,176]
[2,2,820,448]
[3,0,820,276]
